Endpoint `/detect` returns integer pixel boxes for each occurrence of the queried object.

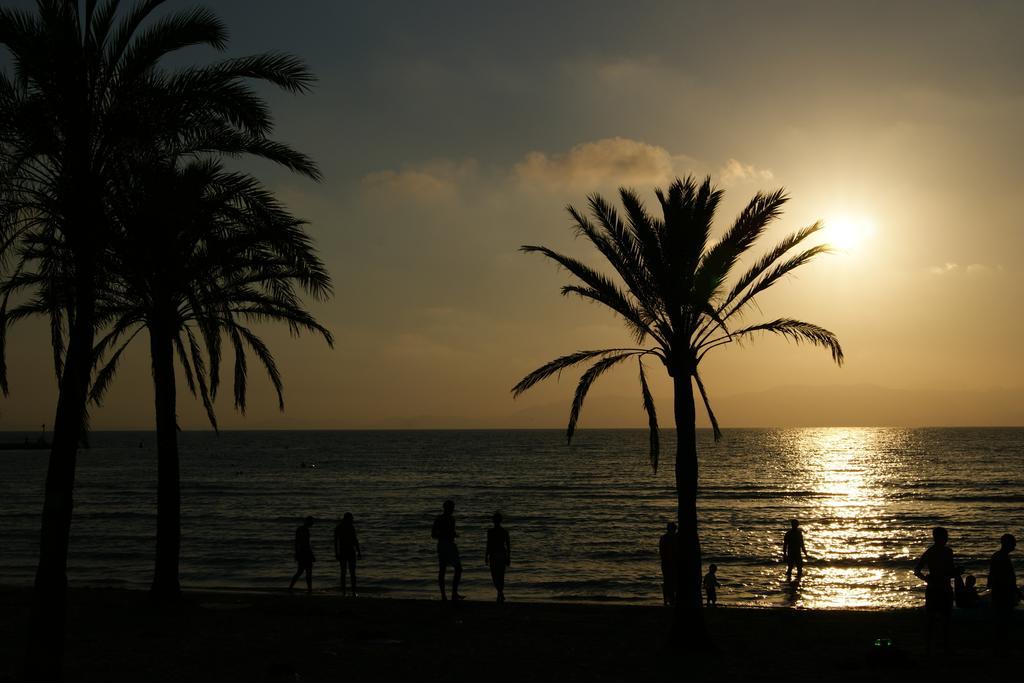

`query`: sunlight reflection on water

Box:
[0,428,1021,608]
[698,427,1021,609]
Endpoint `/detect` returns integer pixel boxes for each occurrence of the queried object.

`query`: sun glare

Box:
[825,215,875,252]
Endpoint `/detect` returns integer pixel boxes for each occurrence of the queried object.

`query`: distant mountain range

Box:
[377,384,1024,429]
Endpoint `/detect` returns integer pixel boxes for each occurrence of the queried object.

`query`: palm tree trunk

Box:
[149,320,181,600]
[25,281,96,680]
[671,372,707,645]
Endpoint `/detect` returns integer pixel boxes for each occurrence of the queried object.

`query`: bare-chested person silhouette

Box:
[914,526,956,653]
[485,511,511,603]
[432,500,464,601]
[333,512,362,597]
[288,516,315,593]
[659,522,678,605]
[783,519,810,581]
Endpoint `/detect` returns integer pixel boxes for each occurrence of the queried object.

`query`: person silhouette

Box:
[703,564,721,607]
[333,512,362,597]
[988,533,1021,654]
[658,522,678,606]
[954,573,981,608]
[432,500,463,601]
[914,526,956,653]
[783,519,810,581]
[485,511,511,603]
[288,516,315,593]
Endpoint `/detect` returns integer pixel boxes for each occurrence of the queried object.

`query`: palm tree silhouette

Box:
[0,1,318,675]
[88,159,333,599]
[513,176,843,644]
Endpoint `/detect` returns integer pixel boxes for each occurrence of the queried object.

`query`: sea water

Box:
[0,428,1021,608]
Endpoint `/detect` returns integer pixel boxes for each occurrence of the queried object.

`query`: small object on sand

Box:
[866,636,906,668]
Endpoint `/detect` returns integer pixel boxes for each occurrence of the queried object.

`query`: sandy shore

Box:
[0,587,1019,682]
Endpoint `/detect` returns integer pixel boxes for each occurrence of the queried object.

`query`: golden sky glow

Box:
[1,1,1022,430]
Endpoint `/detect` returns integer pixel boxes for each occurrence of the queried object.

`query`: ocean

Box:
[0,428,1021,609]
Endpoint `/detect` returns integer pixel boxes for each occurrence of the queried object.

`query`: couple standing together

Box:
[288,513,362,595]
[432,500,511,603]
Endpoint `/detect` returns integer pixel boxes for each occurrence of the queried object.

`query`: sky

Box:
[1,0,1022,430]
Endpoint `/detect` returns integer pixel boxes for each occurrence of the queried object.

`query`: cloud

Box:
[928,262,1004,276]
[966,263,1001,275]
[361,159,478,202]
[360,139,771,201]
[929,262,959,275]
[512,137,680,191]
[718,158,774,185]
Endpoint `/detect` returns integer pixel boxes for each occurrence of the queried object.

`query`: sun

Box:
[826,214,875,251]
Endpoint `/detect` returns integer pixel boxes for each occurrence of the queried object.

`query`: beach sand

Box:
[0,587,1018,681]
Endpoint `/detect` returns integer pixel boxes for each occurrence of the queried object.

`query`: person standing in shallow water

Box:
[783,519,810,582]
[289,516,315,593]
[333,512,362,597]
[658,522,678,606]
[703,564,721,607]
[988,533,1021,654]
[432,500,464,601]
[485,512,511,603]
[914,526,956,654]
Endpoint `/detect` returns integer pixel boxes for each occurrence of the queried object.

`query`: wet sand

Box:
[0,587,1018,682]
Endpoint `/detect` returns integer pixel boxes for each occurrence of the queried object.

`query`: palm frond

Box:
[718,222,824,314]
[693,188,789,310]
[571,198,652,313]
[106,2,224,78]
[512,348,647,398]
[560,285,655,345]
[638,358,660,472]
[521,244,655,341]
[173,333,198,397]
[89,330,142,405]
[234,324,284,410]
[618,187,667,292]
[182,325,218,431]
[116,7,227,87]
[566,352,637,444]
[693,369,721,442]
[207,53,316,94]
[719,244,831,323]
[228,325,248,413]
[0,297,9,396]
[724,318,844,365]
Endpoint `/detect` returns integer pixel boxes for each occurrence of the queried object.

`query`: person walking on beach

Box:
[988,533,1021,654]
[659,522,678,606]
[289,516,315,593]
[783,519,810,581]
[333,512,362,597]
[914,526,956,653]
[703,564,721,607]
[485,511,511,603]
[432,500,464,601]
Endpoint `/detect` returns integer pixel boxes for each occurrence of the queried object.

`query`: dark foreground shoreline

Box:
[0,587,1019,682]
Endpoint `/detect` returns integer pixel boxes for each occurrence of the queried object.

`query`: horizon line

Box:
[2,425,1023,434]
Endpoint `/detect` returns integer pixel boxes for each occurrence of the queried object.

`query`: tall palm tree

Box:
[512,176,843,644]
[0,1,318,675]
[88,158,333,598]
